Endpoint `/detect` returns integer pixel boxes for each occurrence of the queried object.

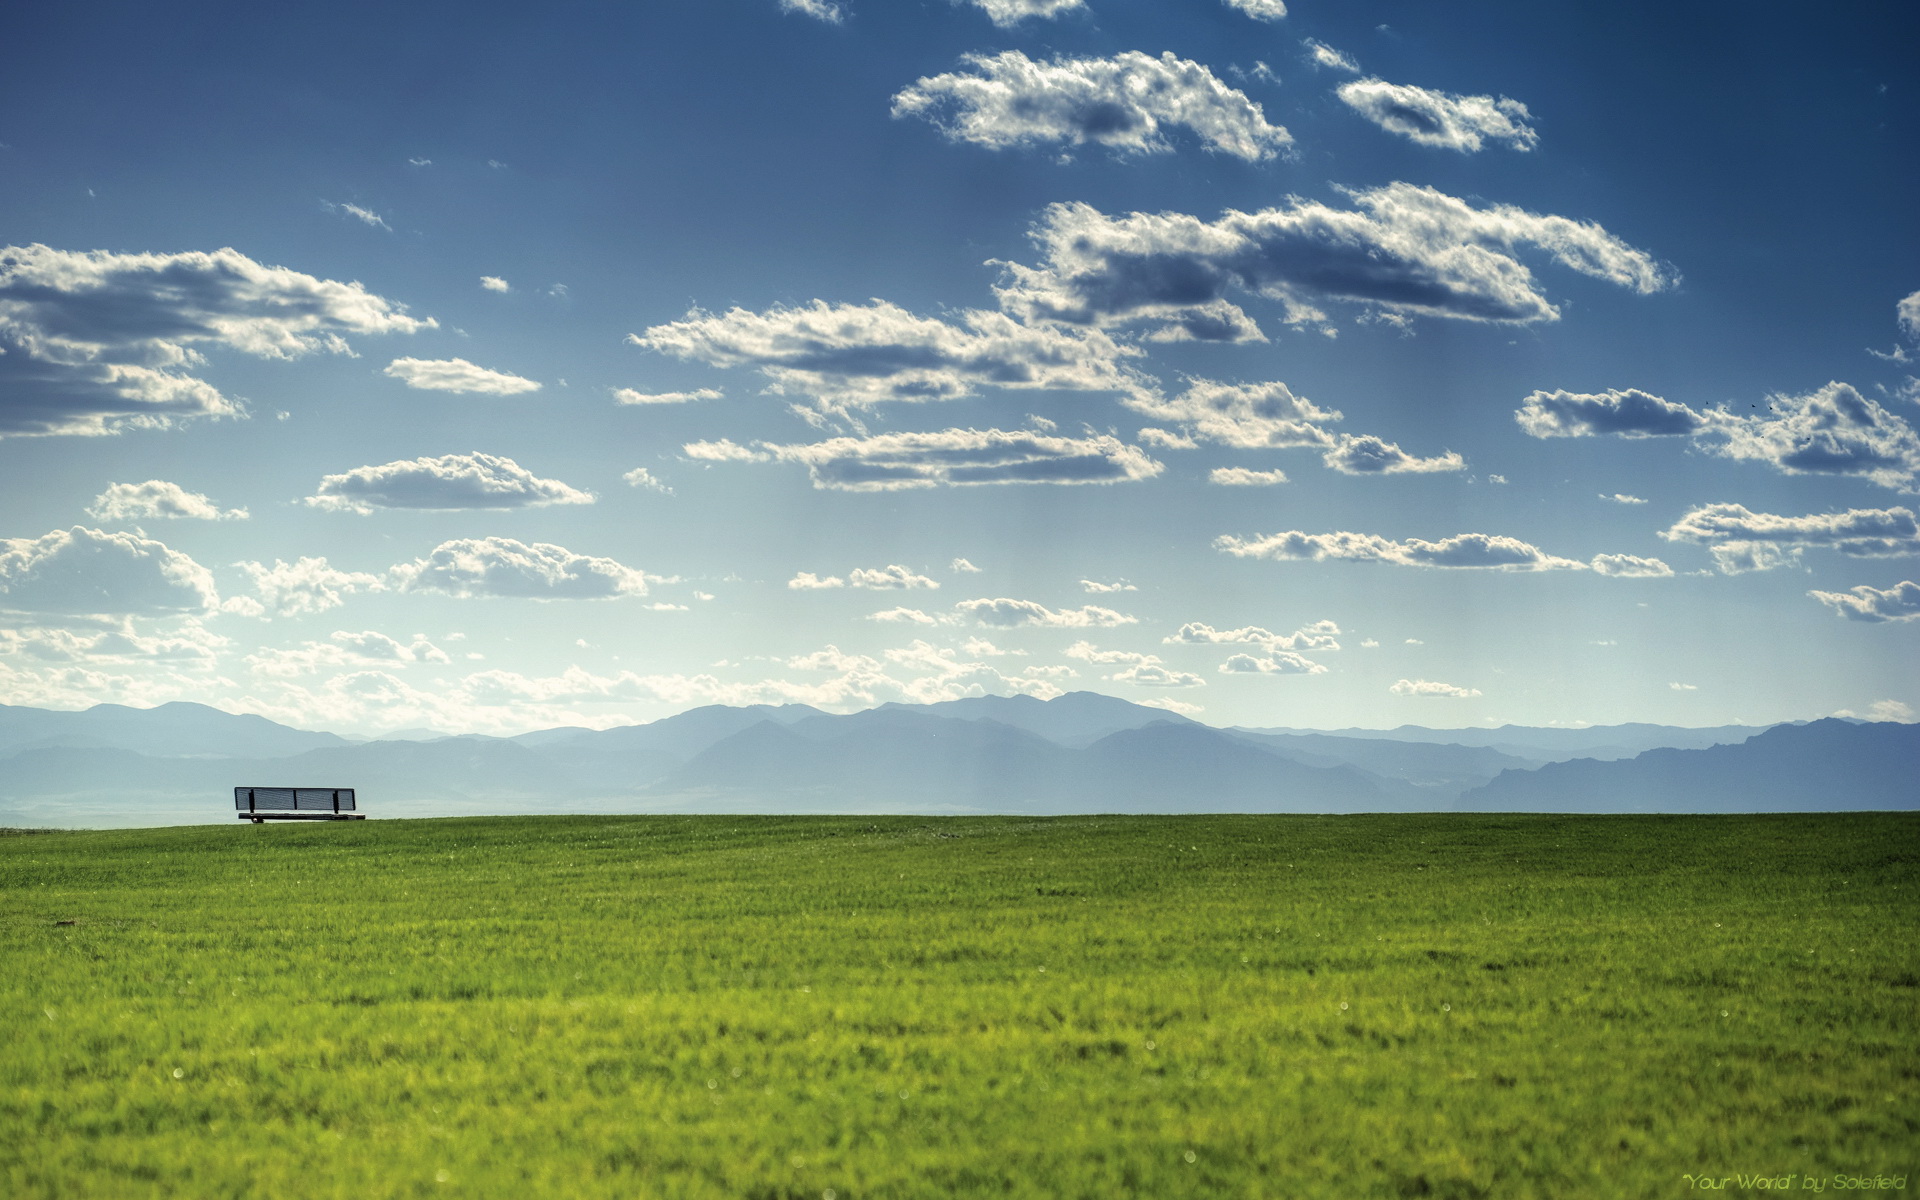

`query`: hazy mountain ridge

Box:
[1,695,1910,826]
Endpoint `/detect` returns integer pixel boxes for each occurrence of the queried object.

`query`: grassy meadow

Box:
[2,812,1915,1199]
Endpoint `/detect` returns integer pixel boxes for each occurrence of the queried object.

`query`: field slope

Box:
[3,813,1916,1199]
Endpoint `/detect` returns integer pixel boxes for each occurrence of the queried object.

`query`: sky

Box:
[1,0,1917,738]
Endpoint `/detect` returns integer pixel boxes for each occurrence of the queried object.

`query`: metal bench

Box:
[234,786,364,822]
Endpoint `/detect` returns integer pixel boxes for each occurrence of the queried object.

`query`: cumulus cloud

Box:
[1304,40,1359,72]
[613,387,722,405]
[1128,378,1459,474]
[480,276,510,292]
[951,557,983,573]
[993,184,1670,340]
[1321,434,1465,475]
[1220,651,1326,675]
[383,357,542,395]
[1589,554,1674,578]
[0,243,431,438]
[1707,382,1920,491]
[1516,388,1709,438]
[87,480,246,521]
[1064,640,1203,687]
[697,427,1163,491]
[1337,78,1537,152]
[622,467,671,493]
[869,607,939,625]
[788,572,844,589]
[306,452,593,514]
[1225,0,1286,20]
[0,619,225,667]
[957,598,1136,628]
[1081,579,1135,593]
[1209,466,1289,485]
[892,51,1291,162]
[779,0,842,22]
[0,527,219,616]
[1809,581,1920,623]
[392,537,650,600]
[1215,529,1588,571]
[1662,503,1920,574]
[1901,290,1920,342]
[247,630,449,677]
[850,565,939,589]
[1603,493,1648,505]
[1166,619,1340,652]
[326,202,390,230]
[635,299,1144,410]
[1390,678,1481,698]
[964,0,1085,26]
[234,557,385,617]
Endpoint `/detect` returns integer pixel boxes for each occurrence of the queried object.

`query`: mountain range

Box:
[0,694,1910,827]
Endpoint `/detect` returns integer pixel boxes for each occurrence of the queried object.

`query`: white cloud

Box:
[1516,388,1710,438]
[963,0,1085,26]
[1224,0,1286,20]
[957,598,1136,628]
[1589,554,1675,578]
[1809,580,1920,623]
[1336,79,1537,152]
[1321,434,1465,475]
[700,427,1163,491]
[392,538,650,600]
[0,619,226,667]
[1390,678,1481,698]
[1221,651,1326,675]
[994,185,1670,339]
[306,452,593,513]
[87,480,247,521]
[1209,467,1289,486]
[1139,696,1204,715]
[383,357,542,395]
[1706,382,1920,492]
[1129,379,1340,446]
[788,572,845,589]
[779,0,842,22]
[1303,40,1359,72]
[622,467,671,493]
[1215,529,1588,571]
[326,201,391,230]
[868,607,938,625]
[1080,579,1135,593]
[612,387,723,405]
[247,630,449,677]
[1670,682,1697,691]
[892,51,1291,162]
[1064,641,1203,687]
[1899,290,1920,342]
[480,276,510,292]
[1166,620,1339,652]
[235,557,385,617]
[951,557,983,573]
[1603,493,1649,505]
[635,299,1144,411]
[850,565,940,589]
[1111,662,1206,687]
[0,243,431,438]
[1661,503,1920,574]
[0,527,218,616]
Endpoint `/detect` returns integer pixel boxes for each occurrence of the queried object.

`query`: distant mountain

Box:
[877,691,1199,748]
[1460,719,1919,811]
[1,695,1903,827]
[1239,721,1774,763]
[0,701,350,759]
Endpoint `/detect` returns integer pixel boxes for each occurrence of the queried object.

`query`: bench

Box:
[234,786,365,822]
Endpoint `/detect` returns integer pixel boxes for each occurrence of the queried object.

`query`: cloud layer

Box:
[1337,79,1537,152]
[636,300,1141,409]
[893,51,1291,161]
[1809,580,1920,623]
[689,427,1163,491]
[1662,503,1920,573]
[0,244,431,438]
[392,538,650,600]
[383,358,542,395]
[87,480,247,521]
[307,452,594,513]
[994,184,1671,339]
[0,527,218,616]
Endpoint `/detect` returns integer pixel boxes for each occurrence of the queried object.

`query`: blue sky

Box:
[2,0,1916,736]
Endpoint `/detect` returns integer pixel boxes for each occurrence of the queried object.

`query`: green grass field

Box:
[2,813,1915,1199]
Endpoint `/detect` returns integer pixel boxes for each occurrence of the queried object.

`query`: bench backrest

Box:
[234,787,357,813]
